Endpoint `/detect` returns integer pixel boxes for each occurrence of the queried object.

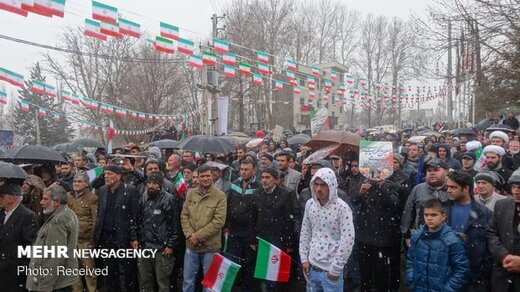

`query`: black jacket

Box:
[92,183,138,248]
[132,190,180,250]
[351,180,402,247]
[0,204,38,292]
[250,185,296,250]
[225,176,261,232]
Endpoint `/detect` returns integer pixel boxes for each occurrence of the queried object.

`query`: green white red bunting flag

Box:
[19,100,29,111]
[222,53,237,66]
[286,70,295,80]
[275,80,283,91]
[257,51,269,63]
[293,86,301,95]
[311,66,320,77]
[100,21,122,38]
[202,253,240,292]
[154,36,175,54]
[238,61,251,76]
[202,51,217,65]
[257,62,269,76]
[286,59,297,71]
[84,19,107,41]
[22,0,64,18]
[224,65,235,78]
[53,112,60,121]
[214,38,229,54]
[254,238,291,282]
[38,107,46,117]
[189,55,203,70]
[92,1,117,24]
[0,90,7,105]
[178,38,194,55]
[330,71,337,81]
[252,73,263,86]
[31,80,56,97]
[0,0,28,17]
[119,18,140,38]
[0,67,24,87]
[160,22,179,40]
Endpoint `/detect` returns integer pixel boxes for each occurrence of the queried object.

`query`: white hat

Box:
[489,131,509,143]
[482,145,506,157]
[466,141,482,152]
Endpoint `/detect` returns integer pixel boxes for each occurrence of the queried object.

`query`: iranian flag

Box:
[84,19,107,41]
[286,70,295,80]
[86,166,104,183]
[70,93,80,105]
[60,90,72,102]
[106,119,114,153]
[257,51,269,63]
[138,113,146,120]
[289,78,297,87]
[27,0,65,18]
[214,39,229,54]
[223,65,235,78]
[274,80,283,91]
[0,91,7,105]
[286,59,297,71]
[202,51,217,65]
[252,74,263,86]
[307,76,315,85]
[330,71,338,81]
[254,238,290,282]
[160,22,179,40]
[32,80,56,97]
[171,171,187,196]
[100,21,122,38]
[202,253,240,292]
[19,100,29,111]
[308,82,315,91]
[53,112,60,122]
[119,18,140,38]
[178,38,194,55]
[154,36,175,54]
[345,74,353,84]
[257,63,269,76]
[293,86,301,95]
[238,62,251,76]
[92,1,117,24]
[1,0,28,16]
[38,107,46,117]
[101,104,113,114]
[309,91,315,98]
[0,67,24,87]
[325,80,332,91]
[222,53,237,66]
[115,108,126,117]
[131,111,137,118]
[188,54,203,70]
[311,66,320,77]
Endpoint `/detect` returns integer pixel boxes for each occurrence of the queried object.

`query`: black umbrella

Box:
[54,143,83,153]
[0,145,67,164]
[149,139,180,149]
[0,161,27,180]
[287,133,311,146]
[450,128,477,136]
[486,124,515,133]
[70,138,105,148]
[178,135,236,154]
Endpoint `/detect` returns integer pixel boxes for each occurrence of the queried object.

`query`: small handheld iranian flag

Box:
[201,253,240,292]
[171,171,187,196]
[254,238,291,282]
[86,166,104,184]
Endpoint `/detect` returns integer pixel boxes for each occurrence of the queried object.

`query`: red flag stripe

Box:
[201,253,223,288]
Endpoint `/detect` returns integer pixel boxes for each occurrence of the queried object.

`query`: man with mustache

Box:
[481,145,512,194]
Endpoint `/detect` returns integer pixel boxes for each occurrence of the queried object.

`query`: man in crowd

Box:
[259,153,274,169]
[74,154,88,171]
[183,164,197,189]
[437,144,461,170]
[212,165,231,194]
[225,158,260,290]
[0,180,38,291]
[345,159,365,198]
[502,111,519,130]
[140,158,176,195]
[21,174,46,226]
[67,173,98,292]
[489,131,516,171]
[508,140,520,170]
[92,165,138,291]
[446,170,492,291]
[59,162,75,187]
[275,152,301,192]
[232,144,248,170]
[401,158,449,246]
[27,185,79,292]
[460,152,478,178]
[181,165,227,292]
[300,167,355,291]
[474,171,507,211]
[487,170,520,290]
[132,172,180,292]
[181,151,195,167]
[406,144,421,170]
[167,154,188,198]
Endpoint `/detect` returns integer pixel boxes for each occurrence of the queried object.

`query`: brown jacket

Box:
[22,174,46,226]
[181,185,227,252]
[67,190,98,242]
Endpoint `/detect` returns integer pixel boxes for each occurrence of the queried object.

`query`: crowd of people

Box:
[1,119,520,292]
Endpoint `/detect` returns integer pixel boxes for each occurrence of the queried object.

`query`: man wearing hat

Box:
[0,180,38,292]
[487,169,520,291]
[489,131,516,171]
[482,145,513,193]
[92,165,139,291]
[460,152,478,178]
[131,172,180,292]
[259,152,274,168]
[401,158,449,247]
[474,170,507,211]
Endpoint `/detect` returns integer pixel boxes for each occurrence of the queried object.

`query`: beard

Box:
[42,205,56,214]
[147,188,160,197]
[486,161,498,170]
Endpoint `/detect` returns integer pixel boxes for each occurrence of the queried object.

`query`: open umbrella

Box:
[70,138,105,148]
[304,130,361,154]
[287,133,311,146]
[486,124,515,133]
[149,139,180,149]
[0,145,67,164]
[0,161,27,180]
[421,131,442,138]
[408,136,427,144]
[53,142,83,153]
[450,128,477,136]
[178,135,236,154]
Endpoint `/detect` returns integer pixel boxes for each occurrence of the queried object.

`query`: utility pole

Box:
[209,13,226,136]
[447,20,453,124]
[35,109,41,145]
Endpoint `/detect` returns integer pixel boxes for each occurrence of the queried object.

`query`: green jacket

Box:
[26,205,79,292]
[181,185,227,252]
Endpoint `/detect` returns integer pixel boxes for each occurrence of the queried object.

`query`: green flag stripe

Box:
[254,238,270,279]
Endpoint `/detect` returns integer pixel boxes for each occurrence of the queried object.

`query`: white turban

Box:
[489,131,509,143]
[466,141,482,152]
[482,145,506,157]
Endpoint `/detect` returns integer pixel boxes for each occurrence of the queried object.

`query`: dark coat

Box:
[486,198,520,291]
[446,198,493,290]
[92,183,138,248]
[406,224,471,291]
[0,204,38,292]
[225,176,261,231]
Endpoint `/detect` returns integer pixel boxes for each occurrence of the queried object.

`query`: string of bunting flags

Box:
[0,0,447,111]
